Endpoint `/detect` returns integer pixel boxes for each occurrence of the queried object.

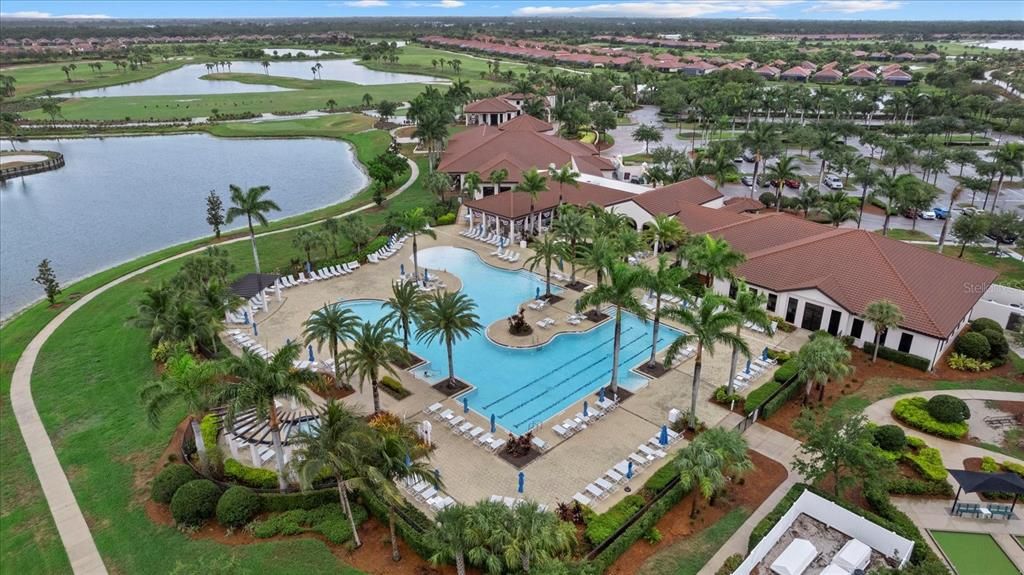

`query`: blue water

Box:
[338,246,682,434]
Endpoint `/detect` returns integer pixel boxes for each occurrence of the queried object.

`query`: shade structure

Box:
[948,468,1024,517]
[834,539,871,572]
[230,272,281,300]
[770,538,816,575]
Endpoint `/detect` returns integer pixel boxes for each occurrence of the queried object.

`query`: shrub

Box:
[216,486,262,528]
[892,397,968,439]
[886,477,953,497]
[170,479,221,527]
[642,463,679,495]
[873,424,906,452]
[772,359,799,383]
[903,447,947,481]
[1003,461,1024,478]
[954,331,991,360]
[435,212,457,225]
[260,489,337,513]
[584,494,645,545]
[643,527,663,545]
[743,382,780,415]
[199,414,222,469]
[758,192,777,207]
[926,395,970,424]
[980,328,1009,359]
[379,375,411,399]
[970,318,1002,333]
[862,342,931,371]
[717,554,745,575]
[224,458,279,489]
[981,456,1001,472]
[905,435,926,449]
[763,382,801,418]
[151,463,196,504]
[713,385,742,405]
[250,504,368,544]
[947,353,992,372]
[766,348,792,362]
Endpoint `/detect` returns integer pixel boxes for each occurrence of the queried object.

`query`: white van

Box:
[823,174,844,190]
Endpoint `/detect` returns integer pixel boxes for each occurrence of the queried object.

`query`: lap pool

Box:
[339,246,682,434]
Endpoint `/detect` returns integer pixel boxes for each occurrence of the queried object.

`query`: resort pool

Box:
[339,246,682,434]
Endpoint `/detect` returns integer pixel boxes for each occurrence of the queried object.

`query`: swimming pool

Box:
[339,246,683,434]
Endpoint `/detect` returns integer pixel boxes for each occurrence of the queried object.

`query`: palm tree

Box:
[685,234,745,288]
[575,263,648,396]
[362,93,373,107]
[937,185,964,252]
[225,184,280,274]
[151,300,222,355]
[502,501,575,573]
[397,207,437,281]
[863,300,903,363]
[642,213,685,259]
[820,190,859,228]
[140,351,221,472]
[873,173,917,236]
[674,440,726,518]
[699,428,753,484]
[417,291,482,390]
[291,400,369,548]
[515,168,549,236]
[292,228,322,268]
[852,164,881,229]
[663,290,747,430]
[764,154,803,212]
[551,205,591,285]
[708,151,738,190]
[793,187,822,219]
[726,282,772,394]
[739,121,780,197]
[548,162,579,206]
[382,280,425,353]
[339,320,405,414]
[640,255,690,370]
[989,142,1024,212]
[427,505,475,575]
[303,304,360,388]
[220,342,316,491]
[797,333,853,404]
[462,171,482,199]
[525,234,568,298]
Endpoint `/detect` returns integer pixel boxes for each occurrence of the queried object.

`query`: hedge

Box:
[151,463,197,504]
[902,447,947,481]
[216,486,262,528]
[584,495,646,545]
[200,414,222,468]
[773,359,799,383]
[642,463,679,495]
[762,381,800,419]
[743,382,780,415]
[892,397,969,439]
[379,375,412,399]
[250,504,368,544]
[360,488,435,559]
[260,489,337,512]
[435,212,457,225]
[862,342,931,371]
[224,458,279,489]
[886,477,953,497]
[1003,461,1024,478]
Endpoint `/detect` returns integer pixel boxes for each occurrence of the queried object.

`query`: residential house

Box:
[754,65,781,80]
[847,68,878,84]
[780,66,811,82]
[812,68,844,84]
[464,97,521,127]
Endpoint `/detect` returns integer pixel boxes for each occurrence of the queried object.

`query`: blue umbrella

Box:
[306,261,312,274]
[517,471,525,494]
[252,322,259,337]
[400,263,405,276]
[463,396,469,413]
[745,359,751,375]
[424,269,429,282]
[308,344,315,362]
[404,453,412,468]
[659,425,669,446]
[490,413,496,433]
[599,387,606,403]
[583,401,589,417]
[762,347,769,361]
[627,461,634,479]
[243,310,250,325]
[434,468,441,484]
[536,286,541,299]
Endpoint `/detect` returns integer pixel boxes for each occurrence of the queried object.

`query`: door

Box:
[801,303,824,332]
[827,310,842,336]
[785,298,798,324]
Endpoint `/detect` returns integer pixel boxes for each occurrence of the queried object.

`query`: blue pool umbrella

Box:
[404,453,412,468]
[243,310,250,325]
[599,387,606,403]
[583,401,589,417]
[400,263,405,276]
[434,469,441,484]
[424,269,429,282]
[463,396,469,413]
[308,345,315,362]
[745,359,751,374]
[536,286,541,299]
[252,322,259,337]
[517,471,525,494]
[762,347,769,361]
[660,425,669,446]
[306,261,312,274]
[490,413,496,433]
[627,461,634,479]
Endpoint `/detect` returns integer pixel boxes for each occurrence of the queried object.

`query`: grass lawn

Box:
[637,508,749,575]
[3,59,187,98]
[368,43,568,84]
[938,246,1024,287]
[930,531,1019,575]
[579,130,615,147]
[623,153,652,165]
[875,228,934,242]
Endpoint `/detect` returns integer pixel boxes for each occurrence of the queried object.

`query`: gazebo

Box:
[948,469,1024,517]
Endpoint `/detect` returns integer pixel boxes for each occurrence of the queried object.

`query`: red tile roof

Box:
[464,97,519,114]
[497,113,553,132]
[439,126,614,179]
[465,181,633,219]
[721,197,766,213]
[610,178,723,216]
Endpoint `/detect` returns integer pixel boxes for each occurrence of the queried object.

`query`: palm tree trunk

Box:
[610,307,622,396]
[337,480,362,548]
[402,318,410,351]
[959,241,967,258]
[269,408,288,491]
[371,376,382,413]
[818,377,828,402]
[446,338,455,389]
[456,551,466,575]
[776,184,784,212]
[545,264,552,297]
[522,551,531,573]
[990,174,1005,213]
[248,217,262,274]
[331,340,342,389]
[647,298,661,369]
[750,160,759,199]
[871,332,881,362]
[570,242,577,283]
[190,416,209,473]
[727,327,740,395]
[858,184,868,229]
[389,507,401,561]
[689,343,703,430]
[412,234,420,280]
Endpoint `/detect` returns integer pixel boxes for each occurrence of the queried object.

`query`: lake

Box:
[978,40,1024,50]
[0,134,368,318]
[64,59,446,97]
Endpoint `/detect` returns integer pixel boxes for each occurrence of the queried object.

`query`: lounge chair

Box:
[347,261,360,270]
[418,486,437,502]
[531,436,549,452]
[488,438,507,452]
[506,253,520,264]
[628,453,650,467]
[367,253,379,263]
[448,415,465,428]
[456,421,473,435]
[595,477,617,494]
[553,424,570,438]
[537,319,552,329]
[573,492,592,506]
[491,246,505,257]
[606,469,625,484]
[585,483,606,500]
[423,402,442,416]
[476,432,494,446]
[466,426,484,440]
[435,408,454,422]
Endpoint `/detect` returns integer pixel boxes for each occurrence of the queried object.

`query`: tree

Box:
[591,105,618,153]
[375,100,398,124]
[700,428,753,484]
[708,150,738,190]
[417,291,482,390]
[548,162,579,206]
[383,280,425,352]
[575,263,648,397]
[397,207,437,281]
[361,92,373,107]
[551,205,591,285]
[864,300,903,362]
[987,210,1023,252]
[304,304,360,388]
[367,151,407,193]
[685,234,745,288]
[260,60,270,74]
[793,186,822,219]
[989,142,1024,212]
[339,319,405,414]
[793,405,891,497]
[515,168,549,236]
[674,440,726,518]
[415,112,450,172]
[41,99,62,122]
[424,170,454,201]
[872,173,917,236]
[32,258,61,305]
[632,123,663,154]
[325,98,338,112]
[502,501,575,573]
[764,154,803,212]
[427,505,475,575]
[225,185,279,274]
[291,400,368,548]
[796,334,853,404]
[140,350,220,472]
[821,190,859,228]
[640,255,690,370]
[524,234,567,298]
[936,185,963,252]
[726,282,772,394]
[339,215,373,253]
[642,213,685,259]
[220,342,316,491]
[852,164,882,229]
[205,190,225,238]
[664,290,747,430]
[292,229,322,268]
[461,171,482,199]
[739,121,780,197]
[952,212,991,258]
[894,180,939,232]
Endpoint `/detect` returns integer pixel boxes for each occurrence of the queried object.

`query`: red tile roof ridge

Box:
[861,230,943,335]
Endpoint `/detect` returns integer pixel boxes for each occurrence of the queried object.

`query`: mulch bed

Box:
[585,309,610,323]
[496,438,545,469]
[312,385,357,401]
[636,362,672,379]
[599,385,634,404]
[564,281,589,292]
[508,325,534,337]
[393,351,426,370]
[431,377,471,397]
[542,294,564,305]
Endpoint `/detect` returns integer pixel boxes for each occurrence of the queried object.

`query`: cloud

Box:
[404,0,465,6]
[514,1,801,18]
[342,0,389,7]
[0,10,111,19]
[805,1,902,13]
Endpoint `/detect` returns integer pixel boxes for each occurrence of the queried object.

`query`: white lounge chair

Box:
[553,424,570,438]
[489,438,507,452]
[585,483,606,500]
[467,426,484,440]
[448,415,465,428]
[476,432,494,446]
[423,402,442,416]
[435,408,454,422]
[573,492,592,506]
[531,436,548,452]
[456,421,473,435]
[506,253,520,264]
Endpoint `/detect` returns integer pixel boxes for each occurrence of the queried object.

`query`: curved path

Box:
[10,157,418,574]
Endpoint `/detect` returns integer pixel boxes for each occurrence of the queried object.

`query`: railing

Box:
[733,371,799,434]
[0,151,65,181]
[584,475,681,561]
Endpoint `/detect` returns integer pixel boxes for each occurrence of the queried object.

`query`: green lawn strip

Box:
[938,246,1024,287]
[930,530,1019,575]
[637,507,749,575]
[5,60,188,99]
[201,72,362,90]
[875,228,935,242]
[361,43,539,82]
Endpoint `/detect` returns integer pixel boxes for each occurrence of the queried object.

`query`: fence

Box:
[0,151,64,181]
[733,372,799,434]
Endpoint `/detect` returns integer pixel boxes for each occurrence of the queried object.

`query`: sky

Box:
[0,1,1022,21]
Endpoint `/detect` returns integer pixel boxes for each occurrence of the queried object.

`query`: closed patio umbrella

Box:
[583,401,589,417]
[253,322,259,337]
[308,345,315,362]
[490,413,496,433]
[660,425,669,446]
[518,471,525,494]
[463,396,469,413]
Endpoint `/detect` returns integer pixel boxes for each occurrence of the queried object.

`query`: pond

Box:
[0,134,368,318]
[64,59,446,97]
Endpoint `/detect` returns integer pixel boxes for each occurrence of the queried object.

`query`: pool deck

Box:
[222,223,810,513]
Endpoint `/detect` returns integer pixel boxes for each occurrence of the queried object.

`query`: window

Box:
[899,333,913,353]
[785,298,798,324]
[728,282,738,299]
[851,318,864,339]
[767,294,778,312]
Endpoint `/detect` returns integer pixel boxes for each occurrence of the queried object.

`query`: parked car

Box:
[959,206,980,216]
[902,207,919,219]
[932,207,949,220]
[733,156,744,164]
[823,174,844,190]
[785,179,801,189]
[762,178,776,188]
[741,175,755,187]
[742,150,756,162]
[987,228,1020,244]
[919,210,937,220]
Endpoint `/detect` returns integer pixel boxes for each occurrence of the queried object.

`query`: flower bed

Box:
[892,397,968,439]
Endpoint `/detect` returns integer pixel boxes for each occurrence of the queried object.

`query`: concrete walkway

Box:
[9,158,419,575]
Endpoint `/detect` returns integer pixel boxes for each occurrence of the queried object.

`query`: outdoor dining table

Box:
[979,507,993,518]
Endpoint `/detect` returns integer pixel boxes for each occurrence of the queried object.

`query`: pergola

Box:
[948,469,1024,516]
[229,273,280,300]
